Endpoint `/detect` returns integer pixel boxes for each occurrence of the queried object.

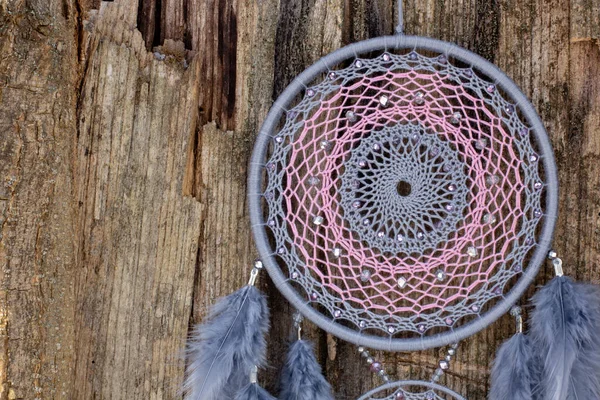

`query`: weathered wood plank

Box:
[0,1,79,398]
[72,2,202,398]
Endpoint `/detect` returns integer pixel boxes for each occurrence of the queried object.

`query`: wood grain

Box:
[0,1,79,398]
[73,3,202,399]
[0,0,599,399]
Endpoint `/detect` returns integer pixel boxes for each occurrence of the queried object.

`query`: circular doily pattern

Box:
[357,380,465,400]
[249,36,557,350]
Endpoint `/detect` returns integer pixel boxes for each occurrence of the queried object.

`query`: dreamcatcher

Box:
[183,2,600,399]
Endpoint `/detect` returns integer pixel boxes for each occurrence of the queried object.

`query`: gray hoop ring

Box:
[248,35,558,351]
[356,380,466,400]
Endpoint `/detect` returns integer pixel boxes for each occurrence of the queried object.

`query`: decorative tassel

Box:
[529,255,600,400]
[234,366,277,400]
[279,318,334,400]
[184,265,270,400]
[489,307,534,400]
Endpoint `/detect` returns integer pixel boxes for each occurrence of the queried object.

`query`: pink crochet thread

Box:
[265,52,543,334]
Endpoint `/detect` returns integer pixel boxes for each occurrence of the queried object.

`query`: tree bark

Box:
[0,0,599,399]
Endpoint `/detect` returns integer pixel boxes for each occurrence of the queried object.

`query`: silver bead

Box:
[382,53,391,62]
[447,184,456,192]
[439,360,449,370]
[450,112,461,124]
[486,174,500,187]
[379,95,389,107]
[307,175,320,186]
[254,259,264,269]
[357,346,365,353]
[435,269,446,281]
[313,216,324,226]
[397,276,407,289]
[359,320,366,328]
[416,231,425,240]
[307,89,315,97]
[360,269,372,282]
[333,310,341,318]
[377,231,385,238]
[346,111,358,122]
[355,60,363,68]
[475,138,488,150]
[413,91,425,105]
[467,246,478,257]
[447,348,456,356]
[483,213,497,224]
[396,234,405,242]
[445,355,452,362]
[319,140,331,150]
[387,326,395,334]
[366,357,374,364]
[548,250,558,260]
[332,248,342,258]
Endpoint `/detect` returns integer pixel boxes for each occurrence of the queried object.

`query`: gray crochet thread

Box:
[357,380,465,400]
[249,35,558,351]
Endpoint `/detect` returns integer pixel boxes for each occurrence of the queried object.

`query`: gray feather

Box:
[184,285,270,400]
[489,333,533,400]
[235,383,277,400]
[279,340,334,400]
[529,276,600,400]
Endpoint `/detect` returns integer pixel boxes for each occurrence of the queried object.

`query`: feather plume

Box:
[489,333,533,400]
[279,340,334,400]
[184,285,270,400]
[529,276,600,400]
[235,383,277,400]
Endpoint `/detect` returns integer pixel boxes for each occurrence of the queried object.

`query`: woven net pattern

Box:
[358,382,462,400]
[263,50,545,336]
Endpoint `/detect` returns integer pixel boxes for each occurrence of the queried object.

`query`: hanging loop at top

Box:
[395,0,404,34]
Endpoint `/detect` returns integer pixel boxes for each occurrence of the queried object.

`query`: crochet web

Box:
[262,50,546,337]
[357,381,463,400]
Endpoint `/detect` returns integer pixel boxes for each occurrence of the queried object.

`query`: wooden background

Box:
[1,0,599,398]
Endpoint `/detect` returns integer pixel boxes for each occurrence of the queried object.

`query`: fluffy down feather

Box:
[279,340,334,400]
[235,383,277,400]
[489,333,533,400]
[184,285,270,400]
[529,276,600,400]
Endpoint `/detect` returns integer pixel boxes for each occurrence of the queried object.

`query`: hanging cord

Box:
[395,0,404,35]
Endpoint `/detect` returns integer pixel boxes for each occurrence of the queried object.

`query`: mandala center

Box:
[340,122,469,255]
